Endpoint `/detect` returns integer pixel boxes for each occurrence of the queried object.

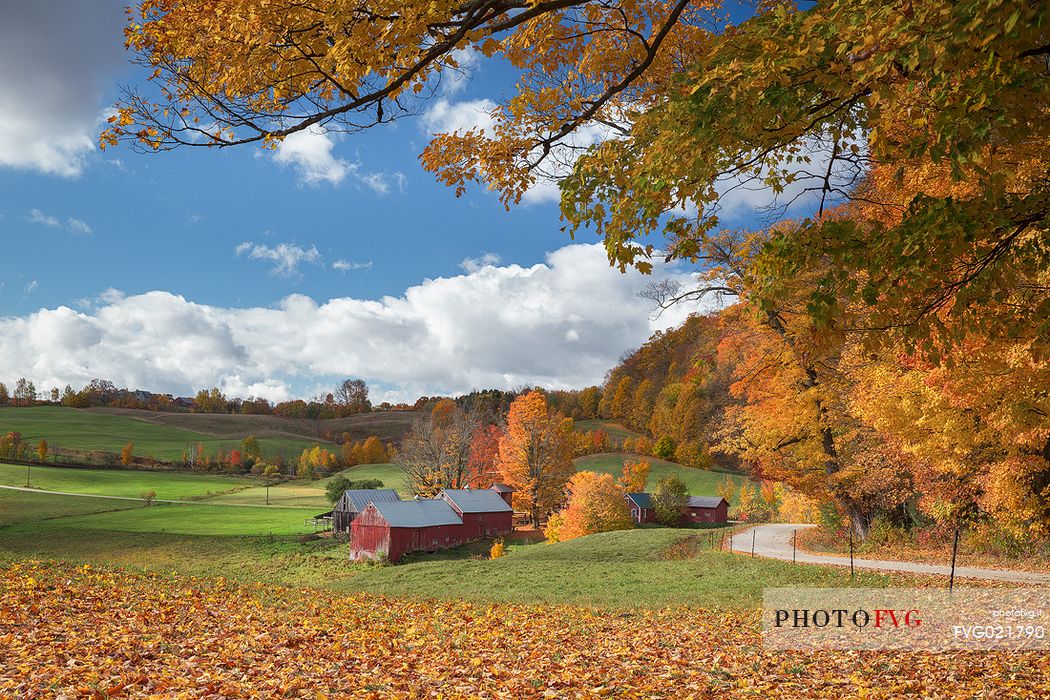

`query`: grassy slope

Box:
[39,502,318,536]
[574,453,744,502]
[0,490,336,586]
[206,462,406,508]
[0,406,331,461]
[0,462,250,500]
[0,450,909,610]
[0,489,143,527]
[86,406,419,442]
[0,496,904,608]
[339,528,904,608]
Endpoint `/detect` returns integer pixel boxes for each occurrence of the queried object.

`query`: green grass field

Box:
[338,528,905,608]
[0,489,906,608]
[0,406,327,462]
[0,489,143,527]
[574,453,745,502]
[205,462,406,508]
[42,502,318,536]
[0,453,911,610]
[1,462,250,500]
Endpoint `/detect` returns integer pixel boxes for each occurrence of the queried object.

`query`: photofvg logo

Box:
[774,607,923,630]
[763,588,1048,651]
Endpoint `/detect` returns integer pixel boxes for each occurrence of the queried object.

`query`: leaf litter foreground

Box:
[1,562,1046,698]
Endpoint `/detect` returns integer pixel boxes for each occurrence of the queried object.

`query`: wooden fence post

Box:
[849,526,855,579]
[949,524,960,594]
[792,529,797,563]
[751,529,756,558]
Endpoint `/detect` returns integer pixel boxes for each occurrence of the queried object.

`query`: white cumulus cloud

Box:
[460,253,501,273]
[0,1,127,177]
[27,209,60,227]
[0,244,716,402]
[26,209,93,235]
[273,126,351,186]
[272,125,408,194]
[332,260,372,272]
[235,241,322,277]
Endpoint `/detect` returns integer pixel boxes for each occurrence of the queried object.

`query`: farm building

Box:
[438,488,514,540]
[489,483,514,507]
[625,493,730,525]
[349,485,515,562]
[333,488,402,533]
[685,496,729,524]
[625,493,655,524]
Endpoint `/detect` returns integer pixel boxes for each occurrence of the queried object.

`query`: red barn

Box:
[438,488,514,540]
[625,493,655,524]
[685,496,729,524]
[349,499,464,563]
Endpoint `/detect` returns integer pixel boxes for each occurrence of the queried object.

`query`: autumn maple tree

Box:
[619,458,650,494]
[497,390,574,525]
[103,0,719,203]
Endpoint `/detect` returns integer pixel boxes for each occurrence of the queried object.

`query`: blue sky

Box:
[0,2,789,404]
[0,8,584,315]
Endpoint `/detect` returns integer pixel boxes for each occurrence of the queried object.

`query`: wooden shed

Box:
[685,496,729,524]
[625,492,655,524]
[349,499,464,562]
[438,488,514,540]
[333,488,401,533]
[489,483,514,507]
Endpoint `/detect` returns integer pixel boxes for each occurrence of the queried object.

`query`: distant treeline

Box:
[0,377,609,425]
[0,377,396,418]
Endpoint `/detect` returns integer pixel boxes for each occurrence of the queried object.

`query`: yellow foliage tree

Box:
[549,471,633,543]
[497,390,574,526]
[298,445,337,480]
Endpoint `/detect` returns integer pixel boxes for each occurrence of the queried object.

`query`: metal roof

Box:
[338,488,401,513]
[489,483,514,493]
[687,496,728,509]
[371,499,463,528]
[439,489,514,513]
[625,492,653,509]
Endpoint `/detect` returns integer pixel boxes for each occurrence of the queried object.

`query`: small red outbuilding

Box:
[438,488,514,540]
[684,496,729,524]
[624,493,656,524]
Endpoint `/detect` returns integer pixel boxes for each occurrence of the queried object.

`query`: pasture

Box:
[0,406,333,462]
[1,468,908,609]
[0,462,249,500]
[208,461,406,507]
[339,528,907,608]
[85,406,418,442]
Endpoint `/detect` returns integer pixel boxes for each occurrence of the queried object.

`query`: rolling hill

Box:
[0,406,418,462]
[85,406,419,442]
